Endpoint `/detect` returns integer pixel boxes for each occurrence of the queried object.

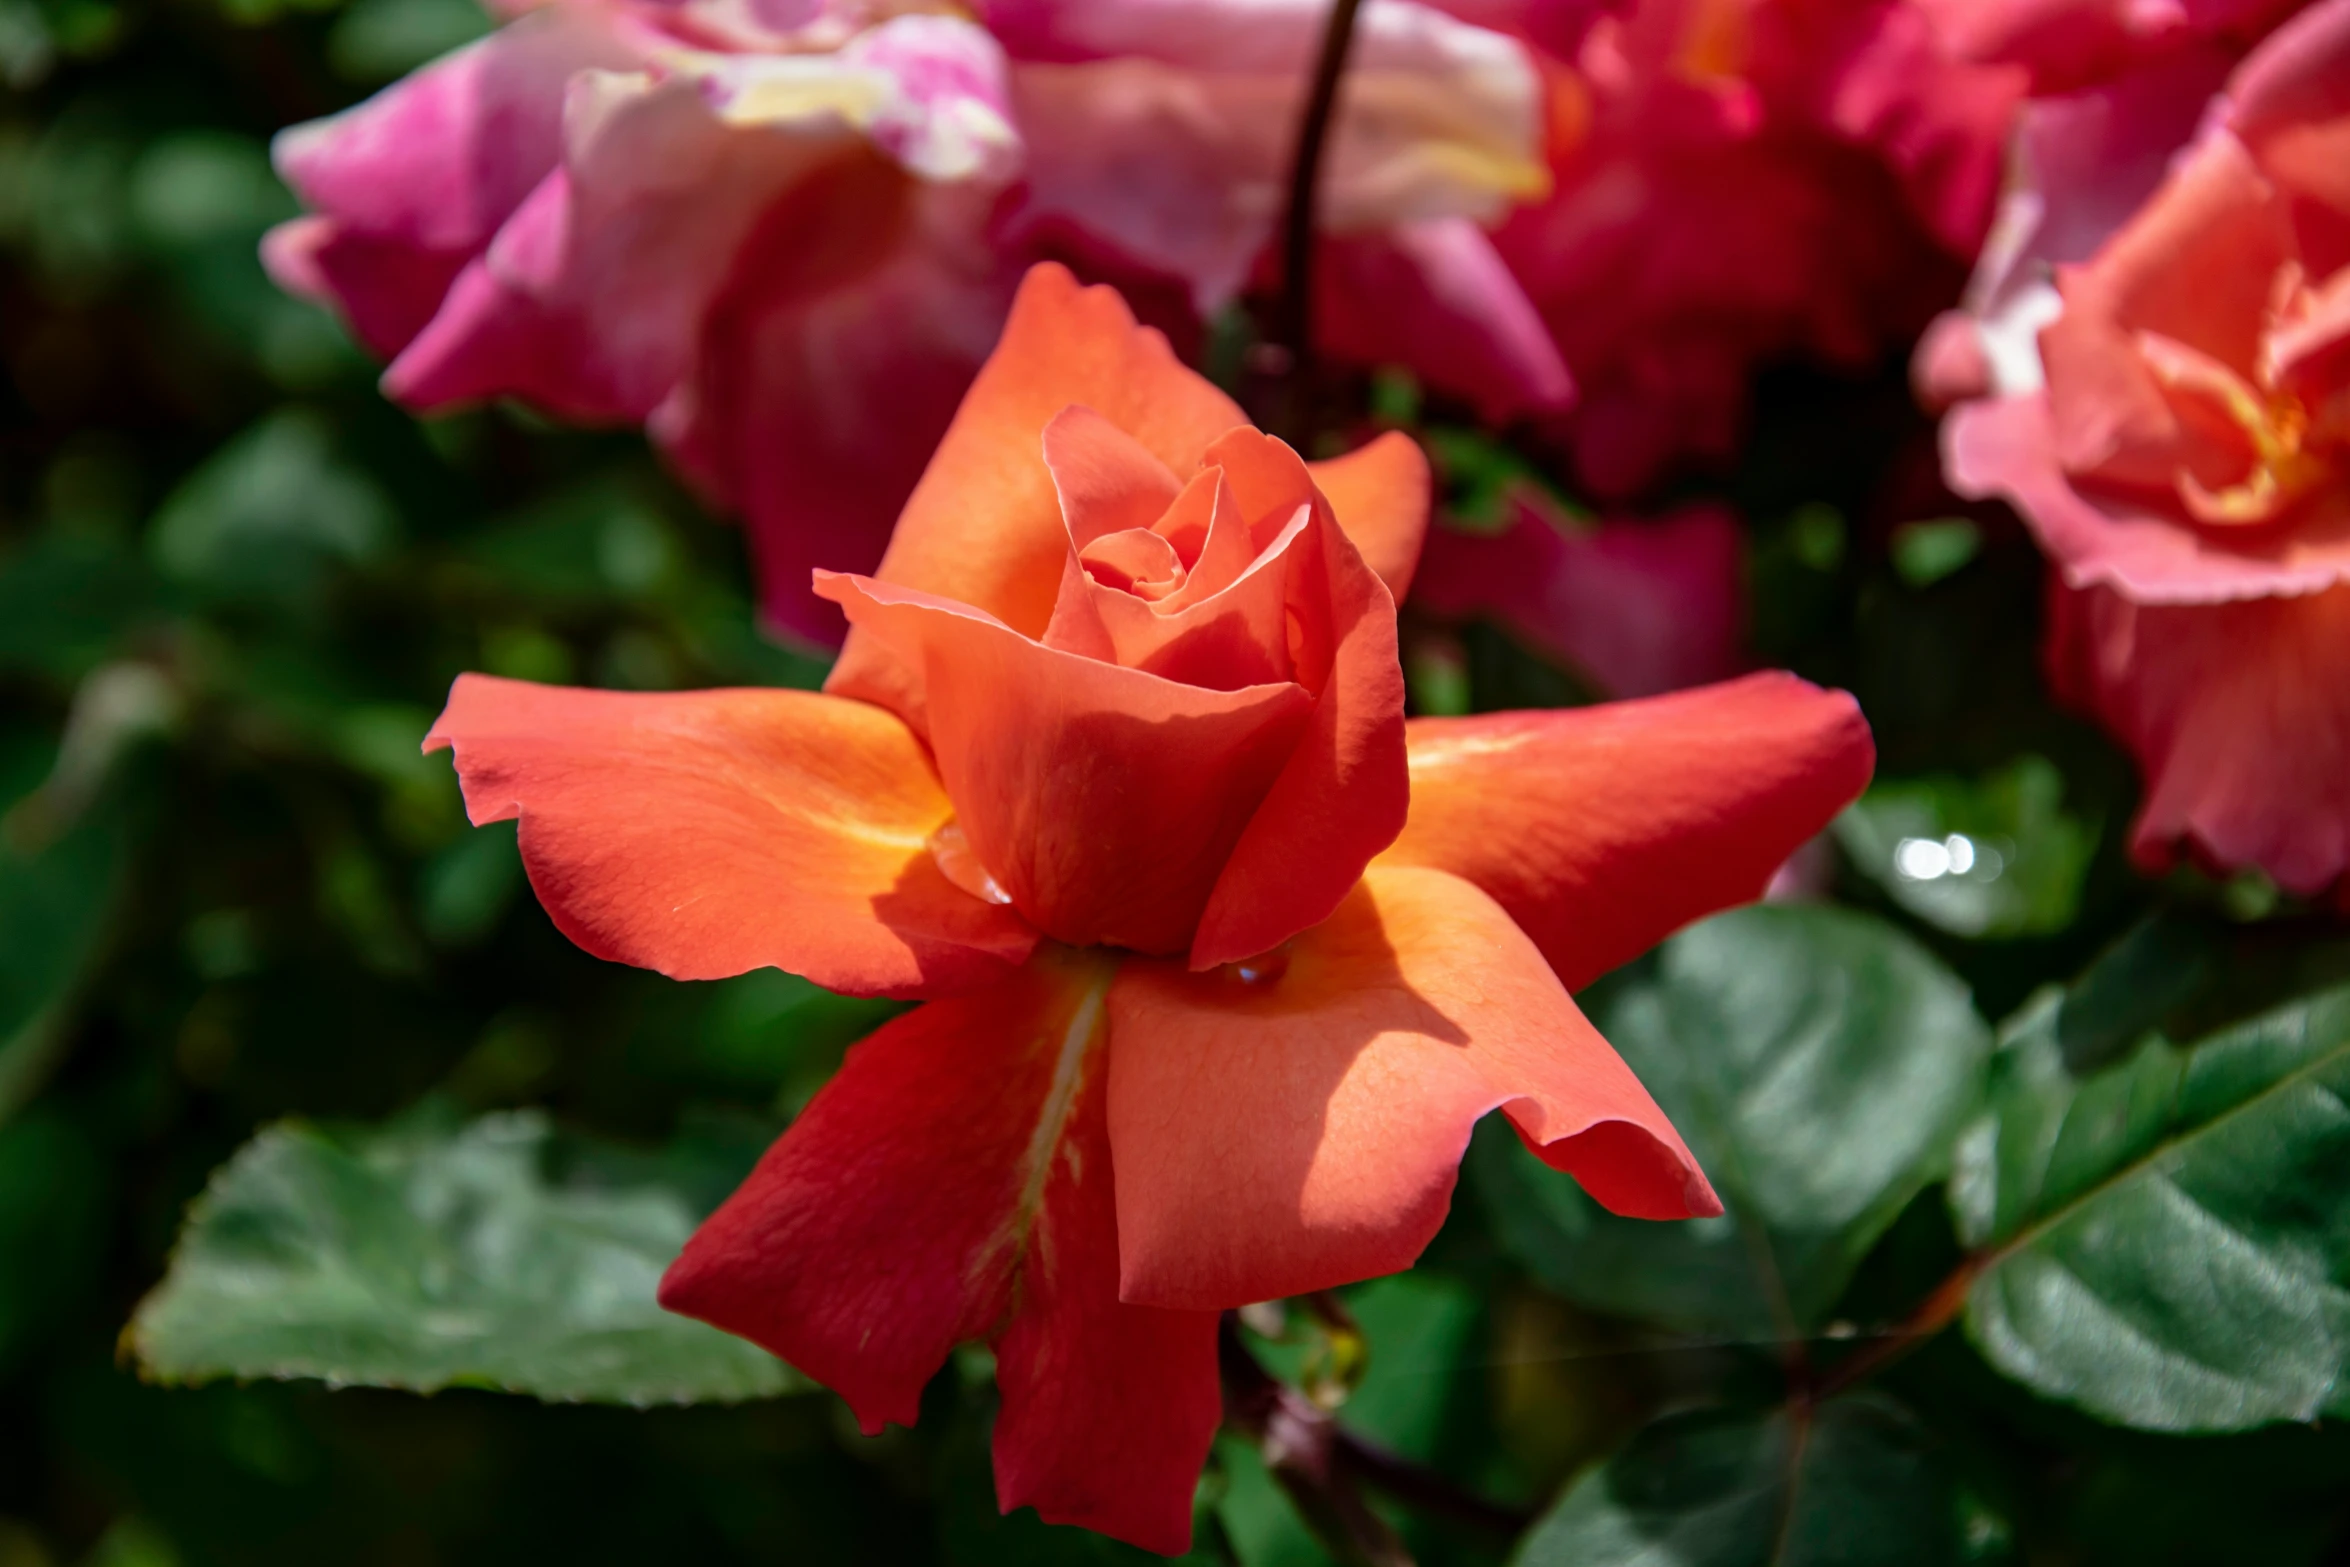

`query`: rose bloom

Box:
[1482,0,2024,496]
[425,265,1873,1549]
[263,0,1562,644]
[1943,0,2350,894]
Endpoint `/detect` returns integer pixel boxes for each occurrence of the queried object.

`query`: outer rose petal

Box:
[661,950,1219,1554]
[1108,864,1717,1310]
[1410,500,1745,698]
[1375,674,1875,991]
[385,72,850,421]
[817,572,1318,955]
[1305,429,1434,601]
[830,262,1246,708]
[423,674,1037,996]
[2048,580,2350,896]
[1946,393,2350,600]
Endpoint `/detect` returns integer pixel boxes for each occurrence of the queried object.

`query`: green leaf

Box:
[1513,1397,1965,1567]
[1953,981,2350,1432]
[149,409,397,605]
[1476,905,1991,1336]
[130,1108,800,1405]
[1834,756,2097,939]
[0,734,142,1122]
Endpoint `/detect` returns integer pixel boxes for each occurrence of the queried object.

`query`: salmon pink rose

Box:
[1945,0,2350,893]
[425,264,1875,1552]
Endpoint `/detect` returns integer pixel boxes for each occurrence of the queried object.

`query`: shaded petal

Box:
[651,170,1019,648]
[1946,392,2350,599]
[829,262,1246,709]
[261,216,472,360]
[817,572,1317,955]
[2049,580,2350,897]
[1319,219,1575,429]
[1306,428,1433,601]
[1374,674,1874,992]
[1109,864,1716,1310]
[423,674,1037,997]
[1411,499,1745,698]
[660,949,1220,1553]
[1189,435,1411,969]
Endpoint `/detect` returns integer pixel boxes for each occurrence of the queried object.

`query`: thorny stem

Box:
[1267,0,1368,440]
[1219,1315,1532,1566]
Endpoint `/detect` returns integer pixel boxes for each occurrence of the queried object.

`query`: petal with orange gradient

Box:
[660,949,1219,1555]
[1189,432,1410,970]
[817,572,1316,955]
[1108,865,1717,1311]
[1375,674,1875,993]
[424,674,1036,997]
[1305,429,1432,600]
[829,264,1244,713]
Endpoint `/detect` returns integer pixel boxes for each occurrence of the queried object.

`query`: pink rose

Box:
[1944,0,2350,893]
[264,0,1566,643]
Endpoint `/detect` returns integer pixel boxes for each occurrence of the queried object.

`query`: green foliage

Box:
[1514,1399,1967,1567]
[131,1108,800,1404]
[1479,905,1991,1336]
[1837,756,2098,940]
[1955,981,2350,1432]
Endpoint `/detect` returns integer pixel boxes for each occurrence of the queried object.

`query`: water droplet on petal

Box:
[1227,946,1290,986]
[927,820,1013,905]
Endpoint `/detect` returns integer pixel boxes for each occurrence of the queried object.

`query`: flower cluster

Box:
[1928,0,2350,895]
[425,265,1873,1550]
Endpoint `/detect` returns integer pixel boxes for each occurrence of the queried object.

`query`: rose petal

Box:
[1317,218,1575,428]
[1373,673,1875,991]
[1044,482,1306,691]
[1305,428,1433,601]
[424,674,1037,996]
[272,8,627,262]
[830,262,1247,713]
[2049,579,2350,896]
[385,72,851,420]
[817,571,1318,954]
[651,172,1019,648]
[660,949,1219,1554]
[1946,392,2350,599]
[1041,404,1187,549]
[1188,433,1411,969]
[1108,864,1716,1311]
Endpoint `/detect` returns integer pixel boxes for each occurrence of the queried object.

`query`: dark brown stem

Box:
[1269,0,1368,438]
[1220,1315,1532,1562]
[1811,1259,1979,1402]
